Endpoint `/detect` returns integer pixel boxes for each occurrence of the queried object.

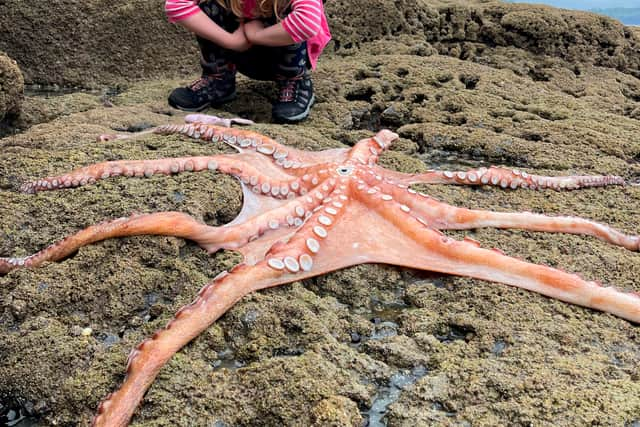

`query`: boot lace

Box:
[189,73,223,91]
[277,75,303,102]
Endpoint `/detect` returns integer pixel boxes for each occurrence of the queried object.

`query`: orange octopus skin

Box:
[1,119,639,426]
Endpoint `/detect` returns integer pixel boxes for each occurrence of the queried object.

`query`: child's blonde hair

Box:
[215,0,291,19]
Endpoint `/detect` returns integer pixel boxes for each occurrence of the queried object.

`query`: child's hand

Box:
[229,24,252,52]
[243,19,265,44]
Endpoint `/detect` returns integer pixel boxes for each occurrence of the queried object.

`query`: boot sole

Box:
[272,95,316,124]
[168,92,237,112]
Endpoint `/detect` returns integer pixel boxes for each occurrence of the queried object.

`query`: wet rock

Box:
[8,298,27,321]
[2,1,640,425]
[491,340,507,356]
[369,319,398,340]
[364,365,428,427]
[70,325,83,336]
[311,395,362,426]
[0,51,23,122]
[364,334,431,368]
[350,332,361,344]
[0,396,39,426]
[102,333,120,347]
[380,105,406,128]
[459,73,480,90]
[1,1,638,88]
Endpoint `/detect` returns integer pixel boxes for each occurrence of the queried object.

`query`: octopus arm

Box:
[385,165,624,191]
[353,196,640,323]
[19,155,237,194]
[0,212,218,274]
[91,200,386,426]
[92,262,283,427]
[401,196,640,251]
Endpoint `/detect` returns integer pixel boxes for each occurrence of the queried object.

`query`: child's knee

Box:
[199,1,237,29]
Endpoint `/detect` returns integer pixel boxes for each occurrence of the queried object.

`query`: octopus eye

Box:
[336,166,352,175]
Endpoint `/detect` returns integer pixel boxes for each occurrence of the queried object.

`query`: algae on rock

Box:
[1,0,640,426]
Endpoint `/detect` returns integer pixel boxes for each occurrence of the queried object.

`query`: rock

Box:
[0,1,639,86]
[311,395,362,426]
[1,1,640,426]
[0,51,23,120]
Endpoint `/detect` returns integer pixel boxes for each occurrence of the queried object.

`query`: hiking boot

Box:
[272,74,315,123]
[168,71,236,112]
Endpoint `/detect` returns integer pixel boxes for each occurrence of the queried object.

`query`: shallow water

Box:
[364,365,428,427]
[23,84,120,99]
[0,398,39,427]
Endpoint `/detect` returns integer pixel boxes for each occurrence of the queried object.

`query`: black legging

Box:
[197,1,309,80]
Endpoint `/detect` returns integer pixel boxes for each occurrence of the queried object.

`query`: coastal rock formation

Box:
[1,0,639,86]
[0,52,23,121]
[1,1,639,426]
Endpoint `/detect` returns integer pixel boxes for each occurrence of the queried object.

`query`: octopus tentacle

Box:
[348,129,398,165]
[353,175,424,223]
[388,166,625,190]
[427,203,640,251]
[230,162,304,199]
[97,114,254,142]
[416,223,640,322]
[19,155,237,193]
[245,174,304,199]
[18,153,304,194]
[210,186,334,253]
[104,120,363,176]
[354,169,438,227]
[295,165,333,190]
[96,122,305,167]
[0,212,217,275]
[91,262,283,427]
[91,185,358,427]
[354,192,640,323]
[352,172,640,250]
[184,113,255,127]
[155,123,312,165]
[256,181,354,276]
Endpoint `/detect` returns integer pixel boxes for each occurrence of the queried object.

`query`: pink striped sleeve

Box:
[281,0,322,42]
[165,0,201,23]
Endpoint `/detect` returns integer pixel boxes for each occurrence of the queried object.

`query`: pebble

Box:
[350,332,362,343]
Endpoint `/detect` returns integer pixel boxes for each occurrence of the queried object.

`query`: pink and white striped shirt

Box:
[164,0,201,22]
[164,0,331,69]
[280,0,323,43]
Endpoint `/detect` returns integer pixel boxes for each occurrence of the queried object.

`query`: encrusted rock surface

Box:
[1,1,640,426]
[1,0,639,86]
[0,52,23,122]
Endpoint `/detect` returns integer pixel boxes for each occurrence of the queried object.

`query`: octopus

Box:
[1,113,639,426]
